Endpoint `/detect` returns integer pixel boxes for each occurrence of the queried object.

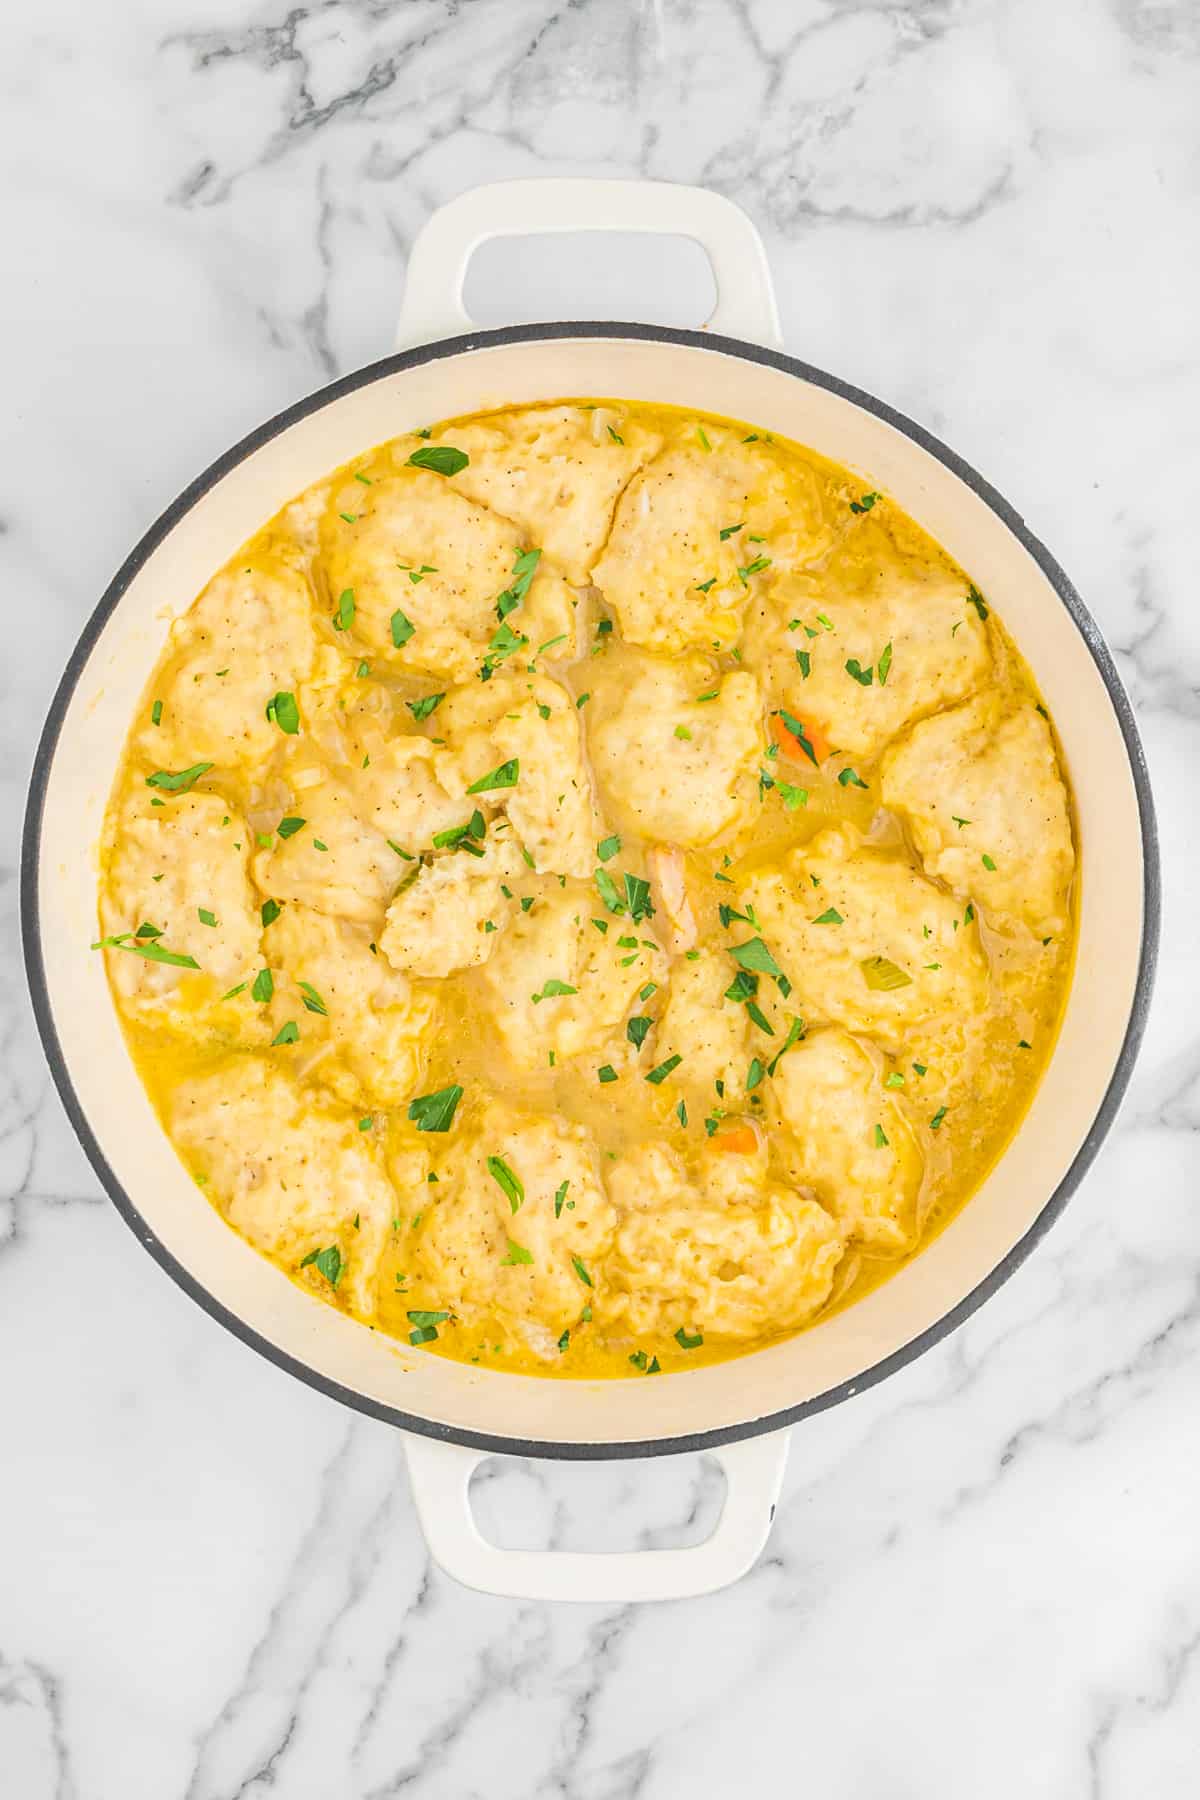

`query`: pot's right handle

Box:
[403,1429,789,1603]
[394,178,783,353]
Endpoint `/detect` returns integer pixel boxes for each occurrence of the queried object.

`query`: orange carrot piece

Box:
[710,1124,759,1154]
[772,712,829,765]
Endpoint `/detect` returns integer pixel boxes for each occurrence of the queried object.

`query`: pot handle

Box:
[402,1428,789,1603]
[393,178,783,352]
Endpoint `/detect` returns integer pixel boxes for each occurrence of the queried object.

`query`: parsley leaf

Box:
[408,1085,464,1132]
[487,1155,524,1213]
[145,762,212,793]
[300,1245,343,1288]
[266,691,300,735]
[407,444,469,476]
[728,937,783,978]
[466,758,519,793]
[390,609,415,649]
[407,692,445,721]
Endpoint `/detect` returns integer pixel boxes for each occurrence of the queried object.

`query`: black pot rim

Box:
[20,321,1161,1461]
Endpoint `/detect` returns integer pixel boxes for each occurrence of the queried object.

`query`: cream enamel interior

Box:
[33,334,1144,1448]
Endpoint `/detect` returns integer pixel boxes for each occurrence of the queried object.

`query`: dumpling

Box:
[409,1099,617,1354]
[379,837,524,979]
[589,657,762,845]
[436,674,599,878]
[100,786,262,1029]
[251,781,403,927]
[592,422,833,654]
[319,456,576,682]
[344,733,474,856]
[602,1141,843,1340]
[170,1057,396,1318]
[771,1027,922,1254]
[476,883,668,1070]
[139,555,318,766]
[741,824,988,1050]
[650,948,751,1105]
[880,696,1075,938]
[424,404,661,584]
[743,530,990,762]
[262,903,436,1106]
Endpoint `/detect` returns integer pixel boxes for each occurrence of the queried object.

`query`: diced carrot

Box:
[772,712,830,765]
[710,1124,759,1154]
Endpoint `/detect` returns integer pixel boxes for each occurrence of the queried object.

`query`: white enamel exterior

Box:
[28,183,1150,1601]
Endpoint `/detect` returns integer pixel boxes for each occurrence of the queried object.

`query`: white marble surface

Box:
[2,0,1198,1793]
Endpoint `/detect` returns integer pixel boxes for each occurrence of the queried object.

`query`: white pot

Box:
[22,179,1158,1604]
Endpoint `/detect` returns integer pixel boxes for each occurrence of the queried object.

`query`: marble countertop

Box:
[3,1,1198,1793]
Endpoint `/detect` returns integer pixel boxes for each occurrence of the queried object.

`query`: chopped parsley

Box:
[626,1014,653,1049]
[845,658,873,686]
[276,816,306,839]
[333,588,355,631]
[554,1180,569,1219]
[487,1155,524,1213]
[532,978,578,1003]
[838,767,868,789]
[197,908,217,928]
[407,444,469,476]
[432,811,487,852]
[597,1065,618,1084]
[795,649,811,679]
[675,1327,704,1350]
[728,937,783,978]
[390,608,415,648]
[407,692,445,721]
[502,1238,533,1266]
[982,853,997,871]
[767,1015,805,1077]
[878,641,893,684]
[466,758,519,793]
[261,899,281,927]
[812,907,843,925]
[850,491,880,513]
[873,1123,889,1148]
[150,699,163,726]
[251,968,274,1003]
[966,584,989,620]
[777,782,808,810]
[272,1021,299,1045]
[571,1255,594,1288]
[145,761,212,793]
[597,834,621,863]
[266,691,300,735]
[300,1245,343,1288]
[645,1054,682,1085]
[720,522,744,540]
[298,981,327,1016]
[407,1085,464,1132]
[930,1106,948,1130]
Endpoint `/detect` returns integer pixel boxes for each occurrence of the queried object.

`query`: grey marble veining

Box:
[2,1,1198,1794]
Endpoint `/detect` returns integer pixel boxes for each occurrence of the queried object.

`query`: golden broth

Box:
[98,401,1077,1379]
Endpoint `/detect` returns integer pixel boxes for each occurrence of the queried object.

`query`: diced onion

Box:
[861,956,912,991]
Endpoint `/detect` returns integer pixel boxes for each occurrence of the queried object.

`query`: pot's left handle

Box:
[402,1429,789,1603]
[394,178,783,352]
